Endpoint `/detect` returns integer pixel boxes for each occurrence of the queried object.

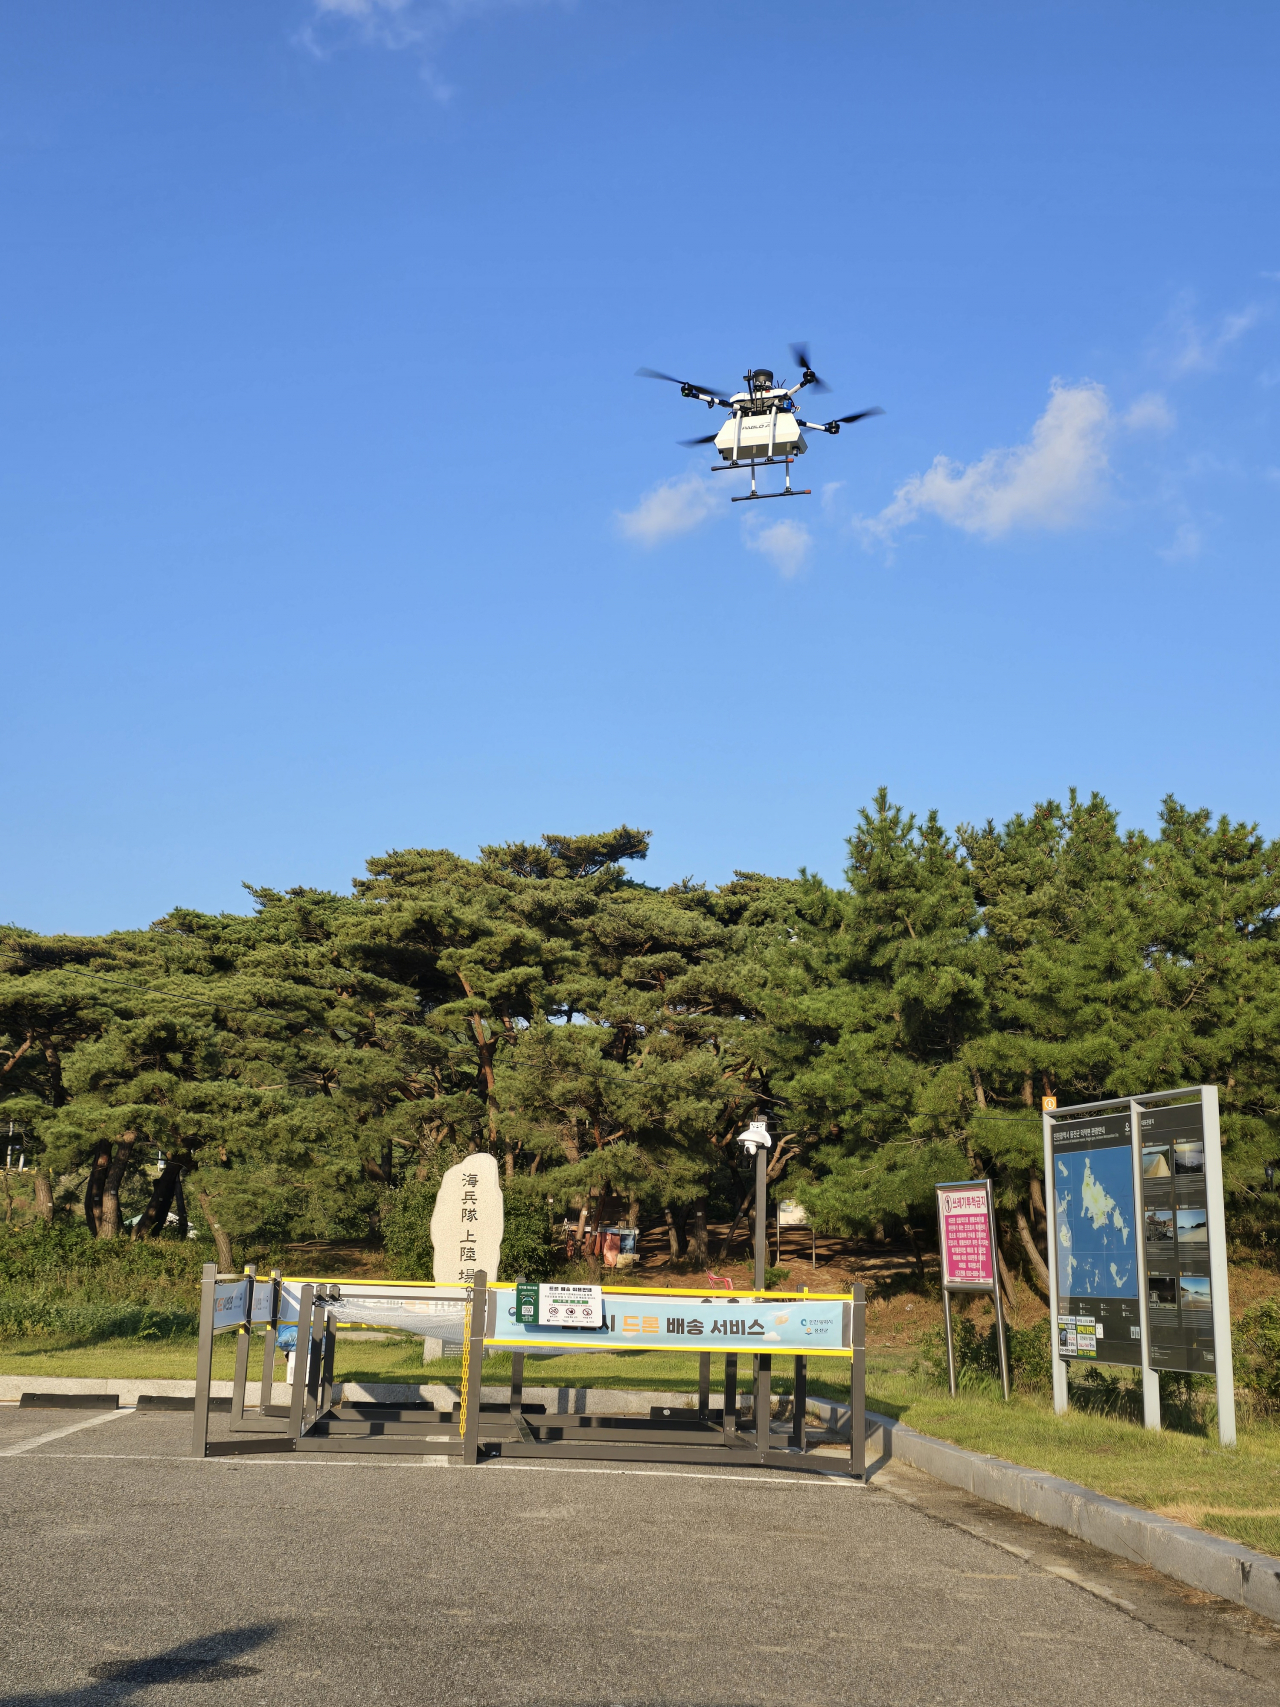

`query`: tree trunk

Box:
[971,1069,987,1111]
[173,1170,189,1238]
[1022,1072,1034,1107]
[717,1185,753,1261]
[1015,1205,1051,1293]
[381,1139,394,1191]
[83,1140,111,1235]
[627,1194,640,1231]
[458,980,501,1160]
[903,1223,926,1280]
[993,1218,1017,1312]
[133,1160,181,1240]
[40,1037,66,1106]
[663,1207,682,1259]
[196,1188,233,1270]
[32,1168,54,1223]
[98,1131,137,1239]
[1029,1173,1047,1229]
[690,1198,708,1267]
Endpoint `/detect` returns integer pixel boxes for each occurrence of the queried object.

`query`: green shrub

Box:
[1238,1300,1280,1410]
[381,1178,555,1282]
[382,1178,439,1279]
[915,1313,1051,1393]
[0,1291,198,1344]
[497,1193,555,1282]
[0,1219,210,1290]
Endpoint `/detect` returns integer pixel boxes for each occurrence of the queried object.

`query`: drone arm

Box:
[799,420,840,433]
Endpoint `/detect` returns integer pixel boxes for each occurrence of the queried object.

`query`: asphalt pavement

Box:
[1,1402,1277,1707]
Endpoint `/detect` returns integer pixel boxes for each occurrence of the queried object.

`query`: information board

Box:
[1050,1111,1143,1367]
[1138,1100,1218,1375]
[488,1285,853,1357]
[937,1185,996,1287]
[538,1283,604,1329]
[212,1277,251,1331]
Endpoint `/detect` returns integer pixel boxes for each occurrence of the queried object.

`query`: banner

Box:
[278,1280,472,1340]
[212,1278,251,1331]
[487,1286,852,1357]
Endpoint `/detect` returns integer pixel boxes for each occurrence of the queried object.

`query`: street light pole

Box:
[736,1117,773,1450]
[736,1116,772,1288]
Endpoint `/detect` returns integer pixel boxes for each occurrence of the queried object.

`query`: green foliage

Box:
[763,1266,790,1290]
[1237,1300,1280,1409]
[0,1220,207,1346]
[381,1178,555,1282]
[381,1178,440,1280]
[0,1219,208,1291]
[0,1292,197,1344]
[4,791,1279,1275]
[496,1192,556,1282]
[916,1313,1051,1393]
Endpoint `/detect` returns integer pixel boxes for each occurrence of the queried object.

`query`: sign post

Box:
[1044,1085,1235,1447]
[934,1179,1009,1400]
[737,1118,774,1448]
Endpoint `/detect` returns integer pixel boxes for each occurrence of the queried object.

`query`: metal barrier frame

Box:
[192,1270,868,1479]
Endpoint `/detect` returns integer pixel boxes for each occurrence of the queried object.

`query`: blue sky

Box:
[4,1,1278,934]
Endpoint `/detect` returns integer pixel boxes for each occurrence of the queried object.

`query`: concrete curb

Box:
[860,1407,1280,1626]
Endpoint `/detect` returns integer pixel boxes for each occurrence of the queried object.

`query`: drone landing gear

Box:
[715,456,811,502]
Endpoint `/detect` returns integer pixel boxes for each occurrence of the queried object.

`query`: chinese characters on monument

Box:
[430,1153,504,1285]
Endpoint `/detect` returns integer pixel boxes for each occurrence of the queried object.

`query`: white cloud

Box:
[617,475,718,545]
[860,380,1112,543]
[1161,292,1263,376]
[301,0,550,94]
[315,0,411,15]
[1159,522,1203,562]
[745,517,812,578]
[1124,392,1175,433]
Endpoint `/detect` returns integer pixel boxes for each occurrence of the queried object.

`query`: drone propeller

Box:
[789,342,831,394]
[679,432,720,446]
[808,407,885,435]
[637,367,731,404]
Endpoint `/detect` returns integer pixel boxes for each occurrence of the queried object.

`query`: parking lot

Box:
[2,1402,1278,1707]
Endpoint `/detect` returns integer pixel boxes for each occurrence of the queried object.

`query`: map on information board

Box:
[1054,1146,1137,1299]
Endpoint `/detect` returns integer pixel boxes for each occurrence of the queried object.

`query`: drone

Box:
[637,343,883,502]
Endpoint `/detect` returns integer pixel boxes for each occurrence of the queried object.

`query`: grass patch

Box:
[1200,1513,1280,1557]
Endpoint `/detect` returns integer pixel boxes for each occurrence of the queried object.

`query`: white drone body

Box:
[638,345,883,503]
